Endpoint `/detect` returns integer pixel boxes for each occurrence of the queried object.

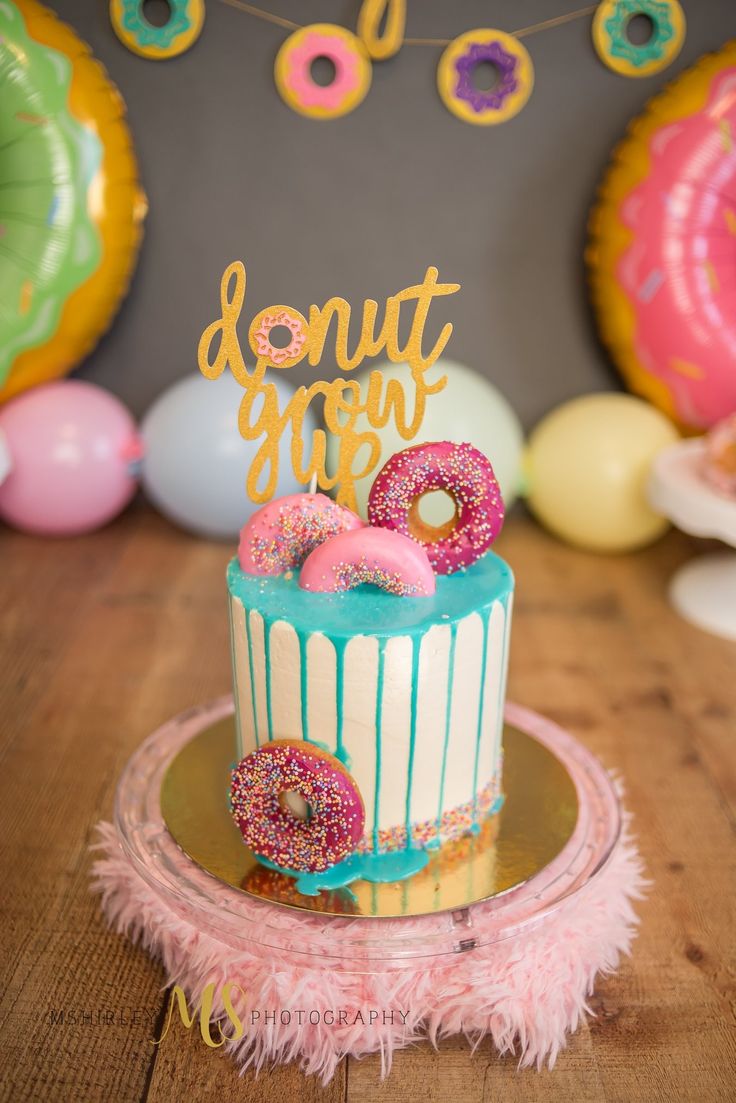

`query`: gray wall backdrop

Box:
[60,0,736,426]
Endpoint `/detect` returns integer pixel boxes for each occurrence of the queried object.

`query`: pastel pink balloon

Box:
[299,526,436,597]
[0,381,141,536]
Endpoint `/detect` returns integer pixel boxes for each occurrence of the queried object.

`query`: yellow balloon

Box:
[525,394,679,553]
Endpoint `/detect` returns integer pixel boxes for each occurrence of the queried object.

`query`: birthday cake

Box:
[226,440,514,893]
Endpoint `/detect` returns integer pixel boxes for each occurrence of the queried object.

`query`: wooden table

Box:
[2,505,735,1102]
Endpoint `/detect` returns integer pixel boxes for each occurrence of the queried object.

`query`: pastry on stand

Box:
[649,431,736,641]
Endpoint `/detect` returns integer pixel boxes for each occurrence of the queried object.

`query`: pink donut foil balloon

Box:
[589,43,736,429]
[299,526,436,597]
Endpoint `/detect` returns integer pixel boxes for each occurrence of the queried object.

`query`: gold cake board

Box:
[161,716,578,919]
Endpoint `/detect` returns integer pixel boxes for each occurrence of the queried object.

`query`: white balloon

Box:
[141,371,317,539]
[324,359,525,522]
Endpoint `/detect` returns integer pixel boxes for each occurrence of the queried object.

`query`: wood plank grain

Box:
[1,509,734,1102]
[145,1012,345,1102]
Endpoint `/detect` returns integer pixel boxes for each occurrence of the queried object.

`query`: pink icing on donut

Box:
[299,525,436,596]
[230,740,365,873]
[367,442,504,575]
[286,32,362,112]
[253,309,307,366]
[239,492,364,576]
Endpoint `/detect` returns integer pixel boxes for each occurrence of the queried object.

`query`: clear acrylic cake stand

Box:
[649,439,736,641]
[114,697,621,972]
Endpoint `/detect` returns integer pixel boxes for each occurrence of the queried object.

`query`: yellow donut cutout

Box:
[586,40,736,429]
[437,30,534,126]
[275,24,372,120]
[0,1,146,404]
[110,0,205,61]
[592,0,686,79]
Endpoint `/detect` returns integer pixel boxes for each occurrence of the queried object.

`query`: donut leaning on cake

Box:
[230,739,365,874]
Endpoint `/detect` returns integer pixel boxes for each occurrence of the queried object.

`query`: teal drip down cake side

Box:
[227,551,514,886]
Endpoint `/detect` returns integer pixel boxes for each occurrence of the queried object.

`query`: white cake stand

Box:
[648,439,736,640]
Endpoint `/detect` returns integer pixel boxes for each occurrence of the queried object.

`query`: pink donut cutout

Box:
[230,739,365,873]
[299,525,436,596]
[239,492,364,576]
[367,442,505,575]
[249,308,309,367]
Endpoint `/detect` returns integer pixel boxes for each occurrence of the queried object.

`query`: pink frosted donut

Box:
[230,740,365,873]
[239,492,364,576]
[367,442,504,575]
[299,526,436,596]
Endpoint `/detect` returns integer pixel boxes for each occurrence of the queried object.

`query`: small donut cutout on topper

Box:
[230,740,365,873]
[274,24,372,120]
[367,442,505,575]
[248,306,310,368]
[238,493,365,576]
[109,0,205,60]
[437,29,534,125]
[592,0,686,78]
[299,526,436,596]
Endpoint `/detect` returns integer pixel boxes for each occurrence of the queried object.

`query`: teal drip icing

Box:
[263,620,274,741]
[372,640,387,852]
[435,623,457,840]
[403,638,421,850]
[334,639,347,765]
[289,627,334,755]
[471,608,492,830]
[243,607,260,748]
[298,631,310,743]
[227,601,243,758]
[259,848,429,896]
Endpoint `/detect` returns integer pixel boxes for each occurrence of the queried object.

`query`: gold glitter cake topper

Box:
[198,261,460,511]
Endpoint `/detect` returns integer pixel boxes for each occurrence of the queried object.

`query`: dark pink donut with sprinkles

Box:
[230,740,365,873]
[367,442,505,575]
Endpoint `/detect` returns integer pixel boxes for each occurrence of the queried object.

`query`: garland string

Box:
[217,0,600,44]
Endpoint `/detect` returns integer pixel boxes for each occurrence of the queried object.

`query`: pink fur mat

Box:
[91,810,645,1083]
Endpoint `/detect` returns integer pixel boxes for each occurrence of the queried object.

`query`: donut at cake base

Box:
[230,740,365,874]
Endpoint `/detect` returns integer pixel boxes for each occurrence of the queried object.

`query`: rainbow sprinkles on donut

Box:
[199,260,513,893]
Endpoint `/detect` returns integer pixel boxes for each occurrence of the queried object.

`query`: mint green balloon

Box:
[325,359,524,522]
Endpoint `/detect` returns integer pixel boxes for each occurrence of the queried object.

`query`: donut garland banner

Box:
[437,29,534,126]
[108,0,690,123]
[592,0,686,78]
[274,23,372,120]
[357,0,406,61]
[110,0,205,59]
